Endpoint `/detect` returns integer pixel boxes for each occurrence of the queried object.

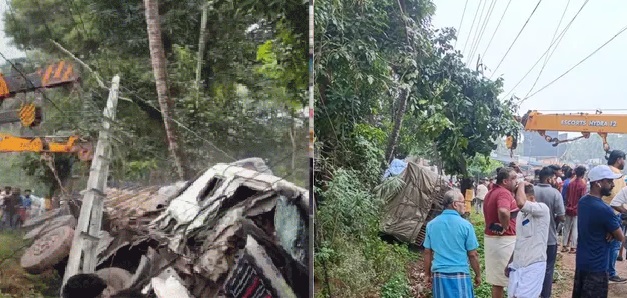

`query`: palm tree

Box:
[144,0,188,180]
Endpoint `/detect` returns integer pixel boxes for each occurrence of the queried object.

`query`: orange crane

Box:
[0,60,92,161]
[506,110,627,156]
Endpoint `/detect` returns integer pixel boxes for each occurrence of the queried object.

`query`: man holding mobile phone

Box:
[483,167,519,298]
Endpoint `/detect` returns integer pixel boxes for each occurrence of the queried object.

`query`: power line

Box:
[464,0,488,59]
[525,23,627,101]
[523,0,574,99]
[461,0,483,54]
[544,0,590,69]
[489,0,543,79]
[468,0,497,65]
[118,86,236,162]
[0,51,65,114]
[481,0,512,59]
[454,0,470,48]
[501,0,589,100]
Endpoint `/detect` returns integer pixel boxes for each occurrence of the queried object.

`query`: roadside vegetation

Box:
[314,0,520,296]
[0,231,60,298]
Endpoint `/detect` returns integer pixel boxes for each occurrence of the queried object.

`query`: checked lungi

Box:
[432,272,474,298]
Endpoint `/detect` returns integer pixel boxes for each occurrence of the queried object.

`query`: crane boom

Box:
[522,110,627,134]
[0,60,79,100]
[519,110,627,153]
[0,133,93,161]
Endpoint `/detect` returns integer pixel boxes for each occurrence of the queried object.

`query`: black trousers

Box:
[541,245,557,298]
[572,270,608,298]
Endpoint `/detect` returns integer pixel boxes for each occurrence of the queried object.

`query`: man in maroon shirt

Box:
[483,167,519,298]
[562,166,587,253]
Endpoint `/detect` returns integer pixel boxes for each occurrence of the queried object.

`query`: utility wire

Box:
[454,0,470,48]
[461,0,483,55]
[523,0,574,99]
[468,0,497,65]
[524,23,627,101]
[481,0,512,59]
[544,0,590,70]
[464,0,488,59]
[118,86,236,162]
[0,51,66,114]
[489,0,543,79]
[501,0,589,100]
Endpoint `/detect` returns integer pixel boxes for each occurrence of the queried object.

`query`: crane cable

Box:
[524,23,627,101]
[489,0,544,80]
[454,0,470,48]
[461,0,483,55]
[481,0,512,60]
[468,0,497,65]
[523,0,573,99]
[501,0,590,100]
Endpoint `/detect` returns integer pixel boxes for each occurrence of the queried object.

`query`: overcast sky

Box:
[431,0,627,116]
[0,2,24,60]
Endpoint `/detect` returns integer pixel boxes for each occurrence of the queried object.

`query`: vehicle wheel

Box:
[24,215,77,240]
[95,267,133,297]
[20,226,74,274]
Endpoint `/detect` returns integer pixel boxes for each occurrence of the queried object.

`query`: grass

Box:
[468,212,495,298]
[0,230,61,298]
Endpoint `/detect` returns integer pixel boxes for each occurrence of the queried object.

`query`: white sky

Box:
[0,2,24,60]
[431,0,627,116]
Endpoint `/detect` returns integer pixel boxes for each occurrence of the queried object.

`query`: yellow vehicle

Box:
[0,60,92,160]
[507,110,627,155]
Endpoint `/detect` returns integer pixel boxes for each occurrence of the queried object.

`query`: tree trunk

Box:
[144,0,189,180]
[384,88,409,164]
[195,3,209,90]
[289,109,296,172]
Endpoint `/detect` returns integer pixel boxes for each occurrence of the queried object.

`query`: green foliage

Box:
[468,155,502,178]
[0,231,61,297]
[3,0,309,188]
[315,167,417,298]
[374,176,406,203]
[381,272,412,298]
[469,213,495,298]
[315,0,520,179]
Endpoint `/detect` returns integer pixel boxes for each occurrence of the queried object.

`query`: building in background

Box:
[522,131,570,160]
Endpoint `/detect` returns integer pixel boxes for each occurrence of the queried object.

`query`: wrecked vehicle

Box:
[379,162,451,246]
[20,159,309,297]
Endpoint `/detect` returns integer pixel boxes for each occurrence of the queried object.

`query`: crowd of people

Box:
[0,186,48,229]
[423,149,627,298]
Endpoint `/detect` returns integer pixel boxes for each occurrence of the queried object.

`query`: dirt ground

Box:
[408,248,627,298]
[554,250,627,298]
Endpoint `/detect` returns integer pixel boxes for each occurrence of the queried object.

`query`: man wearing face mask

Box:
[601,150,627,283]
[573,165,625,297]
[424,190,481,298]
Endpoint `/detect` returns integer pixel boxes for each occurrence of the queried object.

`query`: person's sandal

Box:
[561,247,569,253]
[569,249,576,254]
[618,256,624,261]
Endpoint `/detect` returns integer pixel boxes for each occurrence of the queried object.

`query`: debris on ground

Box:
[18,158,309,297]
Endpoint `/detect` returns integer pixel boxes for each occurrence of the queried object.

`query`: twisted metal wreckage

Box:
[19,158,309,297]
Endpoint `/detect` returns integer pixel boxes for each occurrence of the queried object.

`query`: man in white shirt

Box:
[609,185,627,262]
[505,182,551,298]
[475,178,489,214]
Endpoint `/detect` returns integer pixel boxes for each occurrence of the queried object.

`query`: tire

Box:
[20,226,74,274]
[23,215,77,240]
[95,267,133,297]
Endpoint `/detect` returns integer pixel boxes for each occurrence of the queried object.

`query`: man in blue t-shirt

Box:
[424,190,481,298]
[573,165,626,298]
